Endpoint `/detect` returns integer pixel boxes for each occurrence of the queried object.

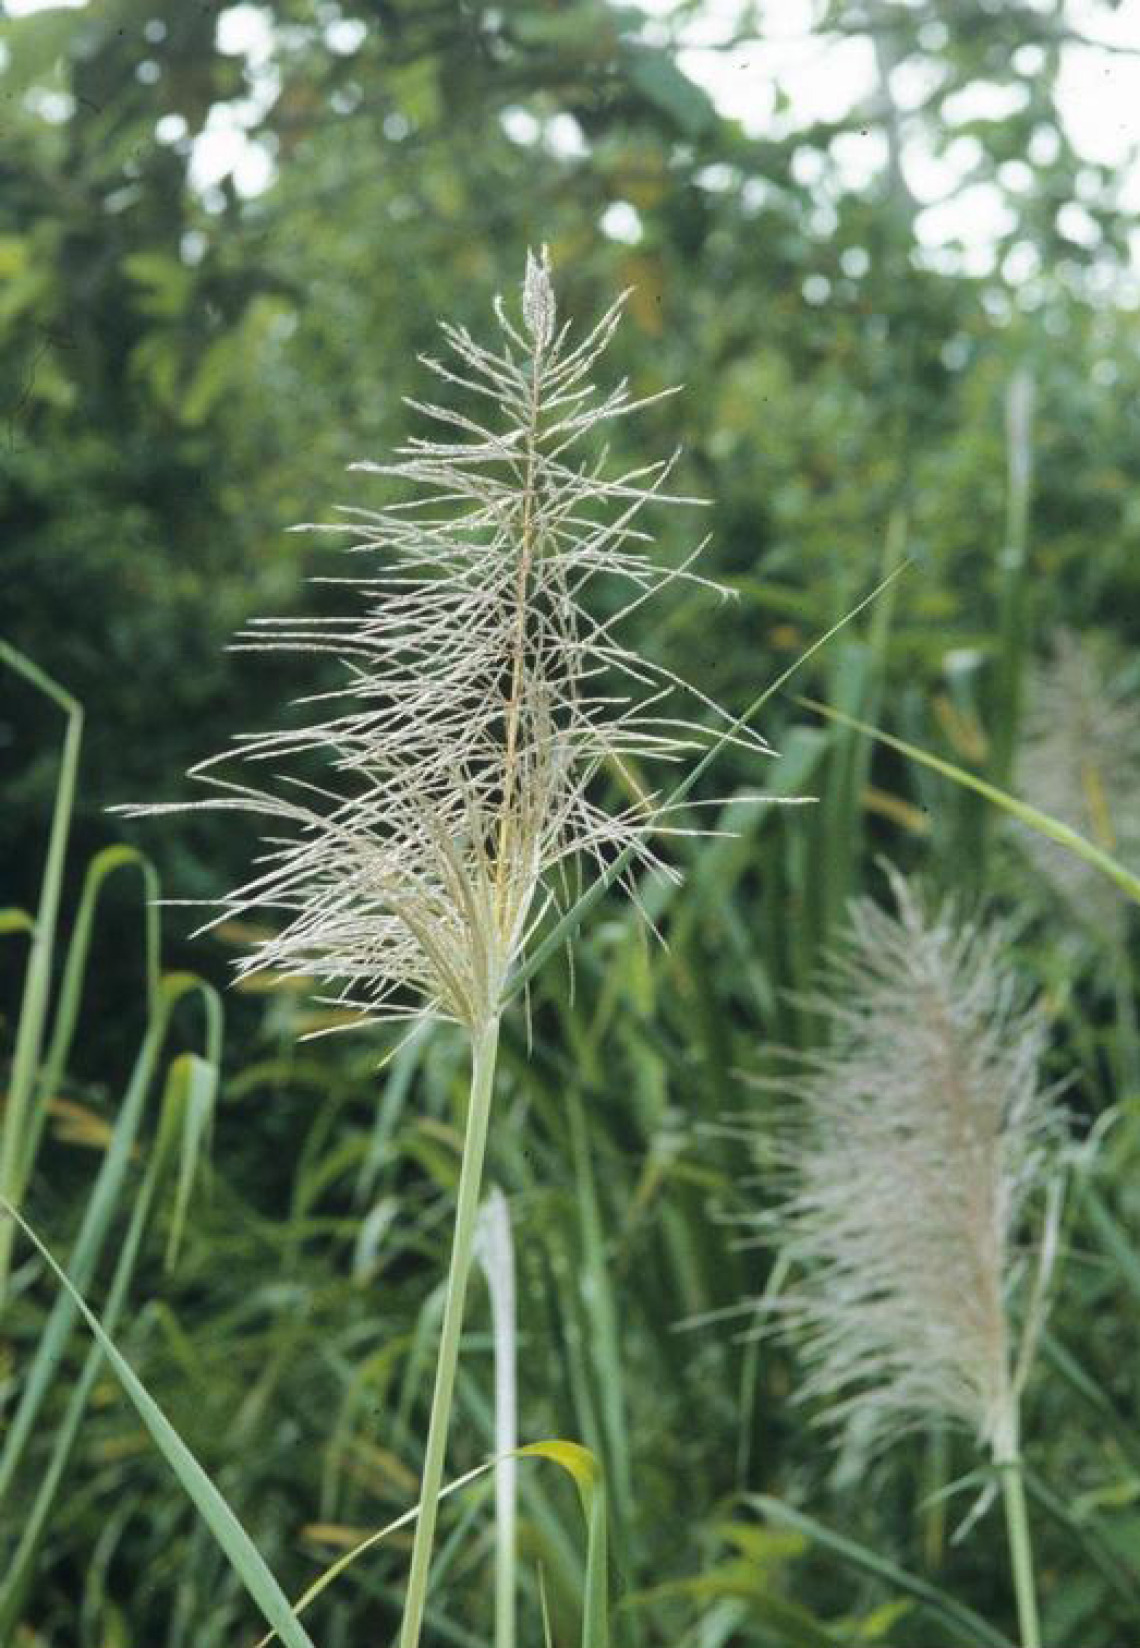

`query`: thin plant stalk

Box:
[998,1455,1042,1648]
[0,644,83,1307]
[922,1424,949,1572]
[992,366,1035,790]
[476,1187,519,1648]
[399,1014,502,1648]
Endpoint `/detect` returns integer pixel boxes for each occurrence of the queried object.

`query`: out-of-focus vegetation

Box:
[2,2,1140,1645]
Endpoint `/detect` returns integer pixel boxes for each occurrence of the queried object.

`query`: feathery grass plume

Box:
[123,248,761,1648]
[124,247,754,1037]
[768,869,1062,1459]
[761,870,1064,1646]
[1015,629,1140,937]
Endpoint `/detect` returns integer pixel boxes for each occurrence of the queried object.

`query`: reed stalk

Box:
[0,645,83,1307]
[998,1452,1042,1648]
[122,250,755,1646]
[399,1015,501,1648]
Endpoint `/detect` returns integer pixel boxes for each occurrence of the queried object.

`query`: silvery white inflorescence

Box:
[127,250,759,1032]
[1016,629,1140,938]
[760,871,1064,1466]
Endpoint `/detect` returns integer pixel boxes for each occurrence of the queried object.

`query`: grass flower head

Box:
[1016,629,1140,937]
[127,249,756,1034]
[765,870,1064,1466]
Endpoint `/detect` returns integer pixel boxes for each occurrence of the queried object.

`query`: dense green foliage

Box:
[3,2,1140,1645]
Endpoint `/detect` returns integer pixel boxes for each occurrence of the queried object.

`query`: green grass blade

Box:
[159,1052,218,1270]
[250,1458,498,1647]
[814,637,873,945]
[0,643,83,1304]
[747,1495,1016,1648]
[252,1440,608,1648]
[798,698,1140,906]
[817,503,908,944]
[0,1199,318,1648]
[0,974,218,1499]
[1023,1467,1140,1604]
[0,1041,221,1632]
[1081,1184,1140,1305]
[0,1171,159,1634]
[0,1019,165,1500]
[1039,1329,1140,1477]
[15,844,162,1203]
[520,1442,609,1648]
[567,1091,633,1574]
[624,1569,838,1648]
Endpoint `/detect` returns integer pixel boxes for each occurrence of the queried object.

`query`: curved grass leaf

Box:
[15,843,163,1206]
[252,1457,497,1648]
[747,1495,1015,1648]
[1040,1330,1140,1479]
[797,697,1140,907]
[1023,1468,1140,1606]
[158,1052,218,1270]
[0,1029,221,1631]
[0,1198,317,1648]
[0,974,221,1502]
[1080,1184,1140,1306]
[519,1441,609,1648]
[0,642,83,1302]
[250,1439,609,1648]
[0,1055,181,1630]
[621,1514,807,1639]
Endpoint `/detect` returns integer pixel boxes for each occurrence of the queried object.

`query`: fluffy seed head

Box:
[1016,629,1140,936]
[758,870,1063,1464]
[124,250,758,1033]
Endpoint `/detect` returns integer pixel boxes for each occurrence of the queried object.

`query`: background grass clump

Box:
[3,2,1140,1645]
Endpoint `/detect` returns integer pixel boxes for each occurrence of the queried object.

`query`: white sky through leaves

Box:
[7,0,1139,279]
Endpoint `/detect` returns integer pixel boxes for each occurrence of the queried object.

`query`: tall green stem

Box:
[999,1456,1042,1648]
[399,1014,502,1648]
[991,365,1035,791]
[0,645,83,1309]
